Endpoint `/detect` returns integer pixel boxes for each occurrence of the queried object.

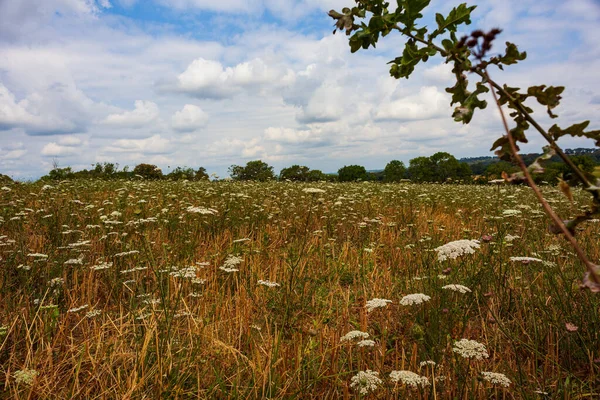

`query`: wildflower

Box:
[502,209,521,217]
[419,360,436,368]
[186,206,217,215]
[510,256,543,263]
[13,369,38,386]
[341,330,369,342]
[68,304,89,313]
[169,266,197,279]
[350,370,382,395]
[27,253,48,258]
[220,254,243,272]
[86,309,102,318]
[303,188,326,194]
[365,298,392,312]
[357,339,376,347]
[442,284,472,294]
[48,277,64,287]
[481,371,511,387]
[565,322,578,332]
[400,293,431,306]
[389,370,430,388]
[435,239,480,262]
[258,280,280,287]
[453,339,489,360]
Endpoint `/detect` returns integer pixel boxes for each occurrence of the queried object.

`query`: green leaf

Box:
[549,121,600,146]
[527,85,564,118]
[498,42,527,65]
[430,3,476,39]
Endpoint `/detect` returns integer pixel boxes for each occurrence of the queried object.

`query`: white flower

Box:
[13,369,38,386]
[341,330,369,342]
[350,370,382,395]
[442,284,472,294]
[510,256,543,263]
[303,188,325,194]
[365,298,392,312]
[435,239,480,262]
[356,339,376,347]
[419,360,436,368]
[68,304,89,313]
[187,206,217,215]
[258,280,280,287]
[481,371,511,387]
[502,209,521,217]
[389,370,430,387]
[86,309,102,318]
[452,339,489,360]
[400,293,431,306]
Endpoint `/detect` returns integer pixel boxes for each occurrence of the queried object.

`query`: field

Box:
[1,180,599,399]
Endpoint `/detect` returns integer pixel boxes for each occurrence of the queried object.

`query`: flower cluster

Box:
[350,370,382,395]
[453,339,489,360]
[389,370,430,388]
[435,239,480,262]
[400,293,431,306]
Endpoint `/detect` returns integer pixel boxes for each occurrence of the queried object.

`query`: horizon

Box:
[1,0,599,181]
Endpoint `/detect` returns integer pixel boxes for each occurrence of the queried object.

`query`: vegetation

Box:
[337,165,368,182]
[1,179,599,398]
[229,160,275,182]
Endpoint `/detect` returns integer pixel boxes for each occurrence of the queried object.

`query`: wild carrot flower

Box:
[350,370,382,395]
[365,298,392,312]
[357,339,376,347]
[303,188,326,194]
[258,280,280,287]
[435,239,480,261]
[481,371,511,387]
[442,284,472,294]
[341,330,369,342]
[389,370,430,387]
[13,369,38,386]
[510,256,543,263]
[400,293,431,306]
[453,339,489,360]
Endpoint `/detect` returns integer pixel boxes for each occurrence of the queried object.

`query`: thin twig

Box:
[484,69,600,284]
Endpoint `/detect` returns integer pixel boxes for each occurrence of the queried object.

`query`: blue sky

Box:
[0,0,599,179]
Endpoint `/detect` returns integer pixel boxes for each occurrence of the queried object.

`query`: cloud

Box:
[103,100,160,128]
[173,57,293,99]
[105,134,172,154]
[375,86,451,121]
[41,142,78,157]
[0,83,89,135]
[171,104,209,132]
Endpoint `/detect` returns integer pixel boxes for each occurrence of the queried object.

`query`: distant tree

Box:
[306,169,327,182]
[337,165,368,182]
[47,166,74,180]
[407,156,435,182]
[133,163,163,180]
[280,165,310,181]
[166,167,195,180]
[195,167,209,180]
[485,161,519,179]
[229,160,274,181]
[383,160,406,182]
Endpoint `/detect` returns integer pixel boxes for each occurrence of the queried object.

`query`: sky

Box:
[0,0,599,180]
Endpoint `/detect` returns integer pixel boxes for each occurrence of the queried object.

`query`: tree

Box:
[407,157,434,182]
[166,167,195,180]
[280,165,310,181]
[133,163,163,180]
[337,165,368,182]
[229,160,274,181]
[195,167,209,180]
[383,160,406,182]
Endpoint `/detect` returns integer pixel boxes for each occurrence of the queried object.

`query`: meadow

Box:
[1,179,599,399]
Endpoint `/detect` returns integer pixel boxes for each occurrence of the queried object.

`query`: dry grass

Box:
[0,180,599,398]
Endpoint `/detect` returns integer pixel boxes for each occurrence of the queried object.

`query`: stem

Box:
[484,69,600,284]
[394,26,596,193]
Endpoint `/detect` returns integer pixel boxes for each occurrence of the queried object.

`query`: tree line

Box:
[37,150,597,184]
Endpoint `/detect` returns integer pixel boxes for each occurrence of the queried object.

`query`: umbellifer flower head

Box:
[389,370,430,388]
[365,298,392,312]
[435,239,480,262]
[340,330,369,342]
[453,339,489,360]
[481,371,511,387]
[350,370,382,395]
[13,369,38,386]
[400,293,431,306]
[442,284,472,294]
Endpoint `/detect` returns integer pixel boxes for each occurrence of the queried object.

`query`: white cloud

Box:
[103,100,160,128]
[375,86,450,121]
[58,136,84,146]
[171,104,209,132]
[41,142,78,157]
[105,135,172,154]
[175,57,293,99]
